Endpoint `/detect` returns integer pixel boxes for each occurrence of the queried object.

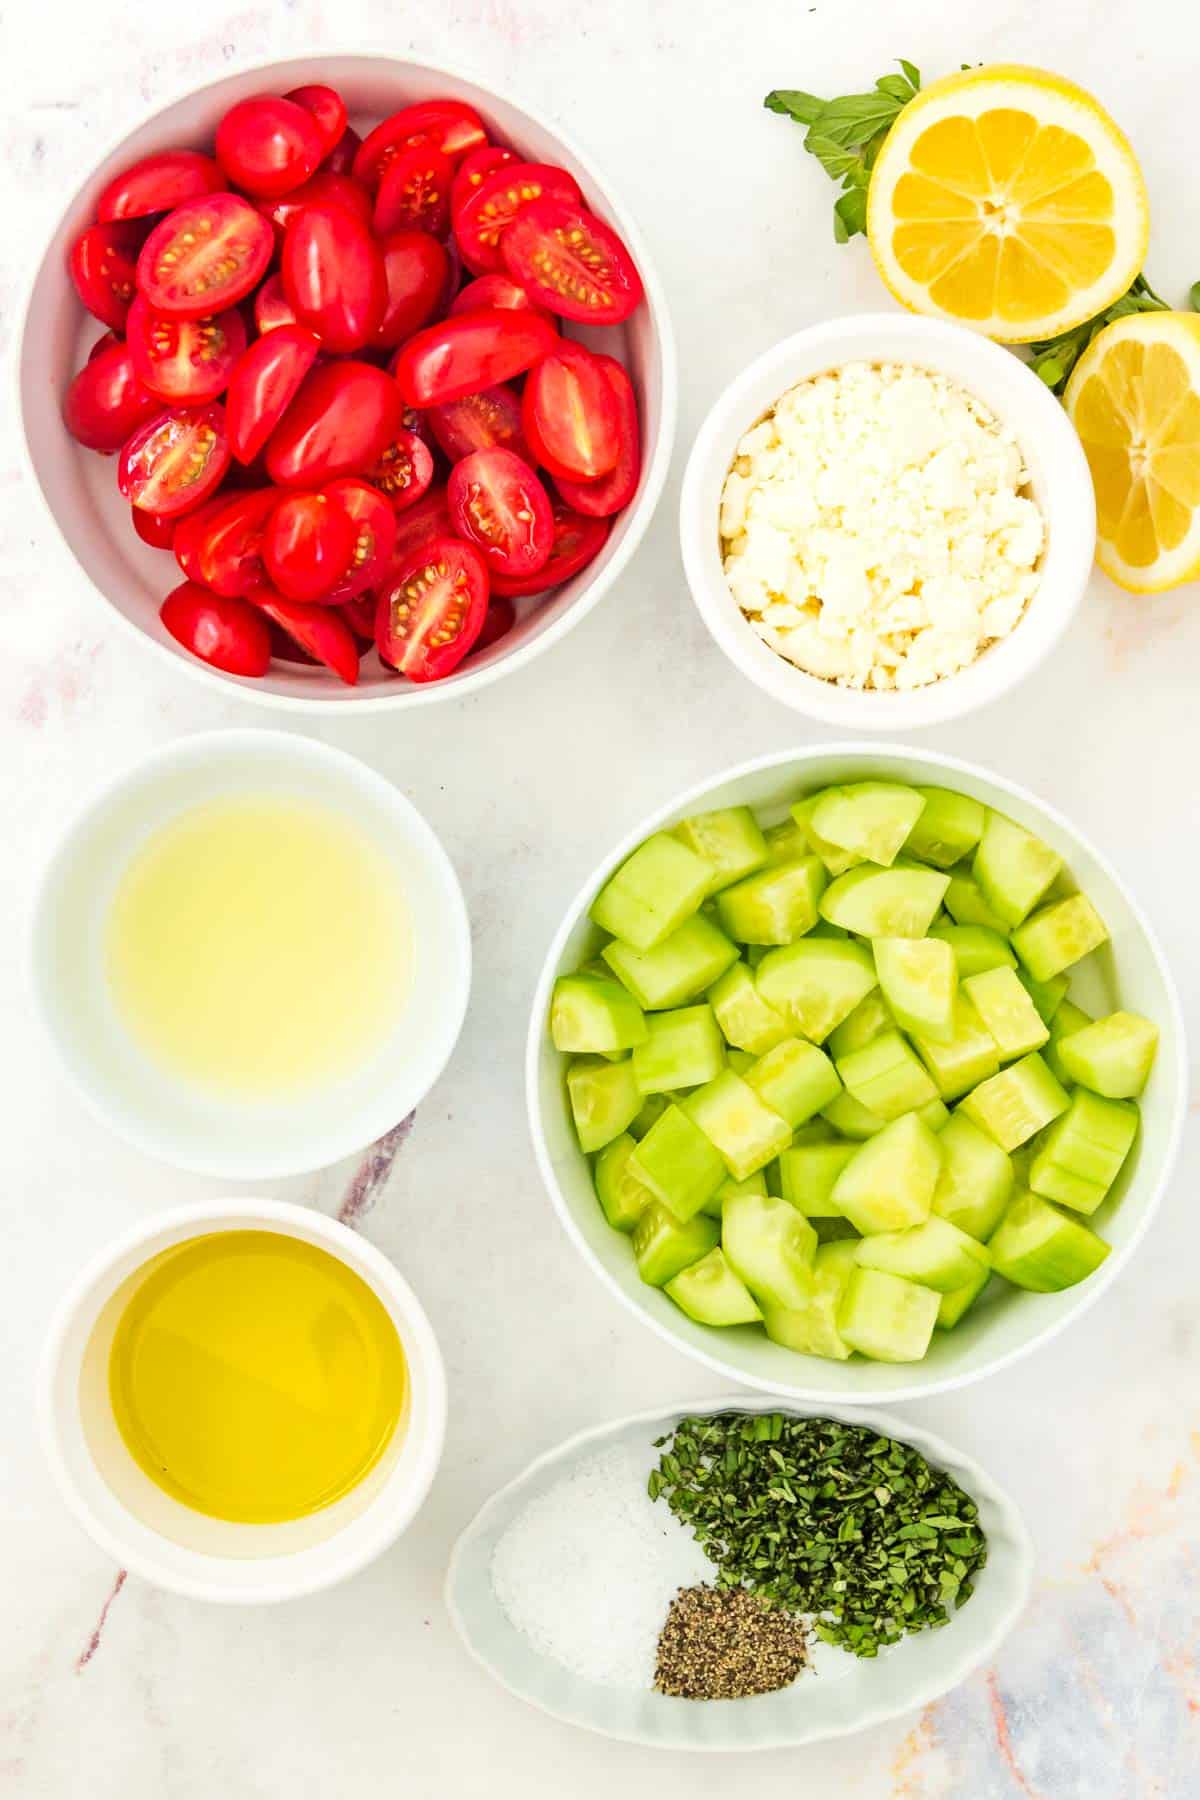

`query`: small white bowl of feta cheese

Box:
[680,313,1096,731]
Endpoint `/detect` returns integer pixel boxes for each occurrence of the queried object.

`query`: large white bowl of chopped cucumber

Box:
[526,745,1186,1403]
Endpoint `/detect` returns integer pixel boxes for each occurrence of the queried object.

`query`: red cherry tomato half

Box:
[69,221,143,329]
[249,586,360,684]
[501,198,644,323]
[372,231,448,348]
[447,447,554,580]
[282,202,386,352]
[225,322,320,464]
[87,330,122,362]
[554,354,641,517]
[491,500,610,595]
[263,490,356,601]
[468,594,517,656]
[161,581,271,676]
[284,84,348,156]
[521,339,620,482]
[138,196,273,317]
[257,171,373,243]
[340,592,377,641]
[254,274,299,334]
[427,384,528,463]
[264,359,403,487]
[63,341,160,453]
[215,94,325,198]
[392,309,557,408]
[353,100,487,188]
[322,125,362,177]
[390,484,452,564]
[173,488,277,594]
[454,162,582,276]
[126,295,246,405]
[450,272,554,323]
[132,506,177,549]
[450,144,516,217]
[96,149,224,223]
[364,427,435,513]
[375,535,489,681]
[373,141,453,237]
[119,404,231,517]
[322,478,398,600]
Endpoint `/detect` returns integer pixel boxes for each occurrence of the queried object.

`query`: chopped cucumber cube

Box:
[931,1113,1013,1242]
[755,938,878,1042]
[762,1241,858,1359]
[629,1092,668,1139]
[959,1052,1070,1151]
[602,914,738,1010]
[551,972,648,1054]
[790,794,862,876]
[988,1190,1110,1291]
[716,856,826,944]
[874,936,957,1042]
[831,1112,942,1234]
[820,864,949,938]
[937,1259,991,1329]
[903,786,986,868]
[1017,968,1069,1025]
[778,1142,858,1216]
[913,994,1001,1101]
[665,1246,763,1324]
[1044,998,1093,1086]
[810,781,926,868]
[836,1030,939,1121]
[673,806,768,894]
[628,1104,726,1220]
[920,1098,951,1131]
[828,990,894,1059]
[727,1048,755,1075]
[837,1266,940,1362]
[762,816,811,866]
[821,1090,886,1139]
[567,1056,642,1153]
[855,1215,990,1294]
[591,832,712,950]
[974,811,1063,927]
[594,1133,656,1232]
[1029,1090,1138,1214]
[963,966,1050,1061]
[1056,1011,1158,1098]
[632,1004,726,1095]
[707,961,791,1054]
[745,1037,842,1126]
[684,1070,793,1180]
[791,1119,836,1145]
[633,1204,720,1286]
[702,1169,769,1220]
[1012,894,1109,982]
[722,1191,818,1310]
[929,922,1017,980]
[943,874,1011,934]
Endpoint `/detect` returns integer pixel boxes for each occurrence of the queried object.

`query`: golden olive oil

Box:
[106,794,410,1099]
[109,1231,407,1523]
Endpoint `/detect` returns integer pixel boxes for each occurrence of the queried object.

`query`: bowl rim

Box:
[28,725,472,1179]
[678,312,1096,732]
[37,1197,448,1603]
[525,740,1188,1405]
[14,46,678,714]
[444,1390,1035,1750]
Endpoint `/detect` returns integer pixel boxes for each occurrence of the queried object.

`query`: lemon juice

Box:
[106,793,410,1099]
[109,1231,407,1523]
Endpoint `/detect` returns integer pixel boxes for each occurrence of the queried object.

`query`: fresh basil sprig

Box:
[1027,274,1175,394]
[765,61,921,241]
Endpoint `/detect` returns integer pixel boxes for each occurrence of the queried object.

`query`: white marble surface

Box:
[3,3,1199,1795]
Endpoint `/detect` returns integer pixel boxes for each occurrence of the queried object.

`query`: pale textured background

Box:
[2,3,1199,1795]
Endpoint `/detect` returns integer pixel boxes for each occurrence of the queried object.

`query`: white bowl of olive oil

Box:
[30,729,471,1178]
[39,1200,446,1601]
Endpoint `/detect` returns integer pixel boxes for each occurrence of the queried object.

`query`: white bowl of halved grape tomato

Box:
[18,53,675,709]
[527,744,1186,1405]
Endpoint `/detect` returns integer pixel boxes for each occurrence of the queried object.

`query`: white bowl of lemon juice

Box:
[39,1200,446,1601]
[31,729,470,1178]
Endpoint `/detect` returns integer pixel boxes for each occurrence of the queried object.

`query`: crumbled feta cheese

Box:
[719,361,1045,691]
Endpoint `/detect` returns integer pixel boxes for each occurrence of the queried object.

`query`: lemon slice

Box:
[1065,311,1200,593]
[867,65,1149,342]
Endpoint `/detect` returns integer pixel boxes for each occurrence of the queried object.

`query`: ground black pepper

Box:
[653,1584,809,1700]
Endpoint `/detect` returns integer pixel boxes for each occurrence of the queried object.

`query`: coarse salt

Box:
[489,1442,713,1689]
[719,361,1045,691]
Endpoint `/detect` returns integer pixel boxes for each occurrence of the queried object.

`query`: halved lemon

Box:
[1065,311,1200,593]
[867,65,1149,342]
